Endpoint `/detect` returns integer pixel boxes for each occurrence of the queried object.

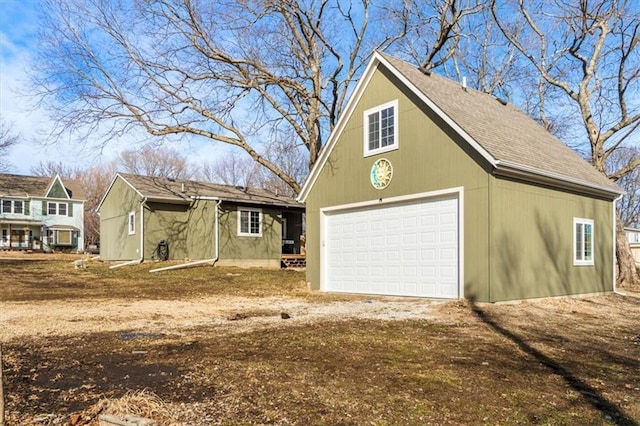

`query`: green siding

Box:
[143,199,217,260]
[487,177,613,301]
[47,179,68,198]
[306,66,490,297]
[100,177,289,265]
[98,178,144,261]
[305,64,614,302]
[217,204,282,262]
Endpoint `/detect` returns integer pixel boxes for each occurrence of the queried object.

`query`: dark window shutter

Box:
[68,202,73,217]
[25,200,30,215]
[42,201,47,215]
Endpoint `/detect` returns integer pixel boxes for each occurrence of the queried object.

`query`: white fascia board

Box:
[494,160,624,199]
[298,53,384,202]
[45,174,71,199]
[96,173,146,212]
[374,54,497,168]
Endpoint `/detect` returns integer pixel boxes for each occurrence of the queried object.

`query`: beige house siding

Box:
[306,67,490,296]
[486,177,614,302]
[99,178,143,261]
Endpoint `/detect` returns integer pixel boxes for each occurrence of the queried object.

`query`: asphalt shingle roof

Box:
[118,173,303,209]
[380,53,620,194]
[0,173,85,199]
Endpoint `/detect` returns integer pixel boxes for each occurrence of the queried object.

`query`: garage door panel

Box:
[324,196,459,299]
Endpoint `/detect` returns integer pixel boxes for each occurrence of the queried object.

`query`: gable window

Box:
[364,100,398,157]
[128,212,136,235]
[238,207,262,237]
[574,218,594,266]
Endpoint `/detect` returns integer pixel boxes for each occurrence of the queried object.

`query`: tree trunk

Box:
[615,213,640,289]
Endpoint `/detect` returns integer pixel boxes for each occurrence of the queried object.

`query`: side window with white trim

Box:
[128,211,136,235]
[238,207,262,237]
[574,218,594,266]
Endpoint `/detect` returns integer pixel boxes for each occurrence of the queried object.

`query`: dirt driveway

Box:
[1,256,639,425]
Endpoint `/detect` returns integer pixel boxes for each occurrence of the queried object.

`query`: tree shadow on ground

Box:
[468,299,638,426]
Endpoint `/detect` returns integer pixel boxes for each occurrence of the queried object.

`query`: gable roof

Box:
[99,173,303,210]
[0,173,85,200]
[299,52,622,201]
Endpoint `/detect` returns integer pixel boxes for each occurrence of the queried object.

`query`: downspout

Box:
[110,197,146,269]
[612,193,626,296]
[150,198,221,273]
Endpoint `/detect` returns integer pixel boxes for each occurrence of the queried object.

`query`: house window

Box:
[57,230,72,245]
[574,218,594,266]
[238,207,262,237]
[1,199,24,214]
[48,202,67,216]
[128,212,136,235]
[364,100,398,157]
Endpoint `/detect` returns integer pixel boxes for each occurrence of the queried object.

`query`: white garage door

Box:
[324,195,459,298]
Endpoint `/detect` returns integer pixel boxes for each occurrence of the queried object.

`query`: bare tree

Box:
[0,118,18,173]
[199,150,262,189]
[31,0,414,194]
[30,161,78,180]
[610,147,640,228]
[118,143,193,179]
[77,163,117,246]
[30,160,112,247]
[395,0,483,71]
[200,135,307,198]
[491,0,640,286]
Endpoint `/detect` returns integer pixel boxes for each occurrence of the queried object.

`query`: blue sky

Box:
[0,0,222,176]
[0,0,53,174]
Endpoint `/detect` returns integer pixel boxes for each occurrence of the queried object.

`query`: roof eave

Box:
[145,196,191,205]
[190,195,304,209]
[494,161,624,200]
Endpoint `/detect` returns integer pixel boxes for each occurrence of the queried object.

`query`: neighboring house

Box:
[625,227,640,263]
[0,173,85,252]
[298,52,623,303]
[97,173,305,267]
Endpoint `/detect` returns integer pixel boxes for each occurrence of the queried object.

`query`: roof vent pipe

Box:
[462,76,467,91]
[181,183,185,193]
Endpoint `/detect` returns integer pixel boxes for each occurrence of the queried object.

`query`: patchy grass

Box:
[0,258,318,301]
[1,258,639,425]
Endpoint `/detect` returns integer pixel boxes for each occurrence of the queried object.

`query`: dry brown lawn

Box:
[0,254,639,425]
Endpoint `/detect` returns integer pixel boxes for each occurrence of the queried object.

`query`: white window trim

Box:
[2,199,24,214]
[128,211,136,235]
[363,99,399,157]
[48,201,67,216]
[237,207,263,237]
[573,217,594,266]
